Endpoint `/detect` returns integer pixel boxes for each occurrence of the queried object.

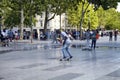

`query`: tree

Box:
[67,2,98,30]
[41,0,80,33]
[96,6,120,30]
[67,0,119,38]
[1,0,120,34]
[3,0,44,41]
[5,0,29,39]
[84,6,98,30]
[4,11,20,28]
[88,0,119,10]
[67,7,80,30]
[96,6,106,28]
[0,0,12,28]
[105,8,120,30]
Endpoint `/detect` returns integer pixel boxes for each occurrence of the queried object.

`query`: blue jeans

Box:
[91,39,96,49]
[61,43,72,58]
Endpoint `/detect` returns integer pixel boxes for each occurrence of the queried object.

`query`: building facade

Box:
[35,12,66,31]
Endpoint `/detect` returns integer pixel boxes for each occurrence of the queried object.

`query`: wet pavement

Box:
[1,36,120,52]
[0,36,120,80]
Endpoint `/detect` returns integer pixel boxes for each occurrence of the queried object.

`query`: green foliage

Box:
[67,2,98,30]
[4,11,20,28]
[88,0,119,10]
[96,6,106,27]
[0,0,120,31]
[0,0,44,28]
[105,8,120,30]
[67,8,80,27]
[97,7,120,30]
[84,5,98,30]
[100,0,118,10]
[0,0,13,28]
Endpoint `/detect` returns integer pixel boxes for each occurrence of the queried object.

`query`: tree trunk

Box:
[43,9,48,34]
[20,9,24,40]
[30,25,33,43]
[60,14,61,30]
[80,2,84,39]
[30,0,33,43]
[43,7,56,33]
[79,0,90,39]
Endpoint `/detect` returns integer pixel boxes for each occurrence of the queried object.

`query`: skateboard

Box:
[59,57,72,61]
[82,47,92,51]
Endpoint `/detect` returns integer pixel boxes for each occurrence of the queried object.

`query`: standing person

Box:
[14,31,18,40]
[91,30,97,50]
[34,31,38,39]
[85,29,91,47]
[23,30,27,40]
[114,29,118,41]
[7,29,14,42]
[60,30,73,61]
[109,31,113,41]
[1,29,9,46]
[52,30,58,44]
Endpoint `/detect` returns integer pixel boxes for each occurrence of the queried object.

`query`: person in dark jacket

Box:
[114,29,118,41]
[109,31,113,41]
[91,30,97,49]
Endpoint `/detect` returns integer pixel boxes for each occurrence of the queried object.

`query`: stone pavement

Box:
[0,36,120,80]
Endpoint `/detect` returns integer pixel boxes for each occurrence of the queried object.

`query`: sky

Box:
[117,2,120,12]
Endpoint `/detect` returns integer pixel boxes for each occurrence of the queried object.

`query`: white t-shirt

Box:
[2,32,7,37]
[61,31,68,37]
[66,37,72,44]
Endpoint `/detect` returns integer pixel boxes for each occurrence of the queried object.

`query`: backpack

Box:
[96,33,99,39]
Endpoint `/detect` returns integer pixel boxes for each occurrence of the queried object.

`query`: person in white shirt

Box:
[60,30,73,61]
[85,29,91,47]
[1,29,9,46]
[14,31,18,40]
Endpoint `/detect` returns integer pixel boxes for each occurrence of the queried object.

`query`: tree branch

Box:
[47,13,56,21]
[84,3,90,14]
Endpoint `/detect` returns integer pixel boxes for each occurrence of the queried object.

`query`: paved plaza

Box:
[0,36,120,80]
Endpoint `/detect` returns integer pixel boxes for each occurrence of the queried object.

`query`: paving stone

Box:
[0,77,4,80]
[106,68,120,77]
[0,50,13,54]
[17,63,46,69]
[48,73,83,80]
[95,76,120,80]
[1,38,120,80]
[43,65,72,71]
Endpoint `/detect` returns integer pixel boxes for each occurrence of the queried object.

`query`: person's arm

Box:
[69,34,74,40]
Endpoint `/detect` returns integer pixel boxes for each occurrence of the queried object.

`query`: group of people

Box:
[51,29,100,61]
[0,29,19,46]
[2,28,118,61]
[85,29,99,50]
[108,30,118,41]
